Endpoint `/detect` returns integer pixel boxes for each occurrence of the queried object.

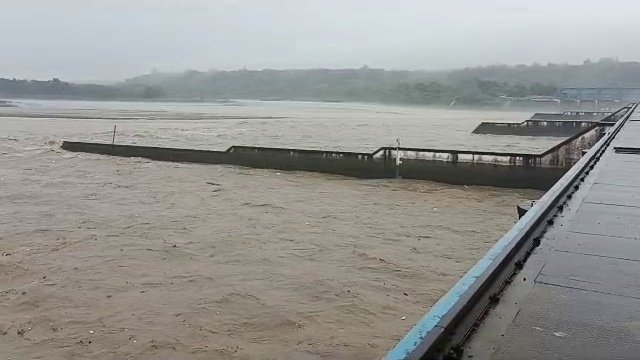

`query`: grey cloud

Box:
[1,0,638,80]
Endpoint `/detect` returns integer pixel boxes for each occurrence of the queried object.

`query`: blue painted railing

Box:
[384,101,639,360]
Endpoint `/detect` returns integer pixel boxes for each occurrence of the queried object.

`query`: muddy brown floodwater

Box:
[1,100,543,360]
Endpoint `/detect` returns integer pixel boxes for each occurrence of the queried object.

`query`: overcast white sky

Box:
[1,0,639,81]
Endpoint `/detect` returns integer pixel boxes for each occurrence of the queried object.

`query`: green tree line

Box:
[2,58,638,105]
[0,78,165,100]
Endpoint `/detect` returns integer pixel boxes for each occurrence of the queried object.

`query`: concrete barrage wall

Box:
[472,120,604,137]
[62,141,389,179]
[472,106,629,136]
[538,124,608,168]
[63,109,616,191]
[529,110,613,121]
[370,147,564,189]
[63,121,605,190]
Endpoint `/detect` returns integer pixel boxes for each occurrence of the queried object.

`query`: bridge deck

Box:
[464,106,640,359]
[384,103,640,360]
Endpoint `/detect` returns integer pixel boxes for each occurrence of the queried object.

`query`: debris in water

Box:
[553,332,567,338]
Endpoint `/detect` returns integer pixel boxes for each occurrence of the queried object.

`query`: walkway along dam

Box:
[385,101,640,359]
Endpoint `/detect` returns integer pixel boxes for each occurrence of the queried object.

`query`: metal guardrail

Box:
[384,101,639,360]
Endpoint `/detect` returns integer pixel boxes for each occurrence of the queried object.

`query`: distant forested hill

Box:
[3,59,640,105]
[125,59,640,104]
[125,67,449,102]
[0,78,165,100]
[447,58,640,87]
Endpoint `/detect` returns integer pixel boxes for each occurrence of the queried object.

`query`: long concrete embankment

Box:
[62,121,606,190]
[529,110,614,121]
[472,120,605,137]
[472,106,629,136]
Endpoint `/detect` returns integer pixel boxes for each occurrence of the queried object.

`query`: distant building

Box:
[557,87,640,102]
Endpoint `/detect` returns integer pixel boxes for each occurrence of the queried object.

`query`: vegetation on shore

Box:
[1,58,637,106]
[0,78,164,101]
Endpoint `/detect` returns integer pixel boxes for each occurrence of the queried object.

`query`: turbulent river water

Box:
[2,99,561,152]
[0,100,544,359]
